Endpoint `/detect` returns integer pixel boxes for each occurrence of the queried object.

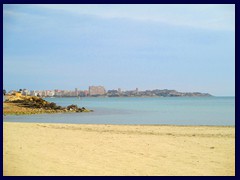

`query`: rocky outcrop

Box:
[66,105,92,112]
[3,95,93,115]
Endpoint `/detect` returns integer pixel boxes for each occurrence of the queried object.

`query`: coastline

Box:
[3,102,65,115]
[4,122,235,176]
[3,95,92,115]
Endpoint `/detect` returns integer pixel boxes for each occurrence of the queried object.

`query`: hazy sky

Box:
[3,4,235,96]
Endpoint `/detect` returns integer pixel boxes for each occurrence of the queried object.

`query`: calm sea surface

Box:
[3,97,235,126]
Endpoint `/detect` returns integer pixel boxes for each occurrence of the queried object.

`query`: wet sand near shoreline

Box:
[3,122,235,176]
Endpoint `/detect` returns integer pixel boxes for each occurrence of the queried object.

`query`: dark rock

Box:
[5,95,93,114]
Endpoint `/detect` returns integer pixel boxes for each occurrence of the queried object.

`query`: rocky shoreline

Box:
[3,95,93,115]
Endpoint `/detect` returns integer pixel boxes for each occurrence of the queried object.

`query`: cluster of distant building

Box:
[6,86,212,97]
[7,86,106,97]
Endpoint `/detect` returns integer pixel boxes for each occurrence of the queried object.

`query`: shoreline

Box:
[3,95,92,115]
[3,120,235,128]
[4,122,235,176]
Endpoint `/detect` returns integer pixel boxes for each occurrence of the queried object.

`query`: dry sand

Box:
[3,122,235,176]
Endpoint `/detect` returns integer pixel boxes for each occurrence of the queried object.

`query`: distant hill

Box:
[106,89,212,97]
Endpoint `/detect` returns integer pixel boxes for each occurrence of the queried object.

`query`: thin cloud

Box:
[21,4,235,31]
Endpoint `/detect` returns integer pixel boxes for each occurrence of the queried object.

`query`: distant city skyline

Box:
[7,86,212,97]
[3,4,235,96]
[5,86,211,93]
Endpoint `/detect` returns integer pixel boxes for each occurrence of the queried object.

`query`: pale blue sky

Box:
[3,4,235,96]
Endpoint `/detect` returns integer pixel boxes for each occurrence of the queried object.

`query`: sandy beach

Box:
[3,122,235,176]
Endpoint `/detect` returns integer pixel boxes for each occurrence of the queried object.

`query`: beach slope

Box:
[3,122,235,176]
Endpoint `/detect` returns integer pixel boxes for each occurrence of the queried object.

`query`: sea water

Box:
[3,97,235,126]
